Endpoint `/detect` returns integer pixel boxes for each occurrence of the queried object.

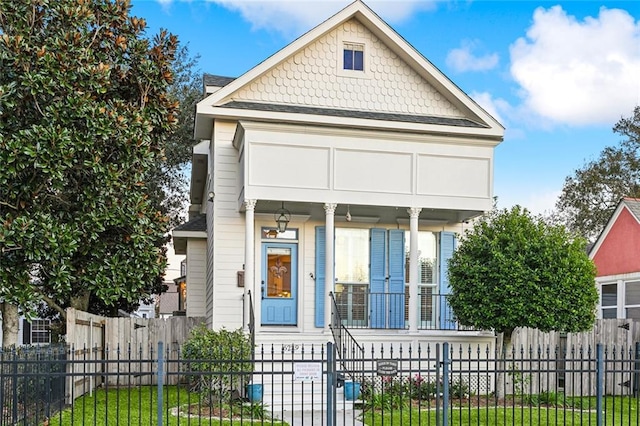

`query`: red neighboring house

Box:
[589,198,640,319]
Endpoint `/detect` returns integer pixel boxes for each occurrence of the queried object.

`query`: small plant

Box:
[449,378,472,399]
[409,374,437,400]
[508,362,531,395]
[361,376,407,410]
[240,401,269,419]
[181,325,253,404]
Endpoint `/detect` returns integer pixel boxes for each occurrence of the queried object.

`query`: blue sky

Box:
[131,0,640,215]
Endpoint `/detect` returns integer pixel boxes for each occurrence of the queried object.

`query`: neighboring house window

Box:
[625,281,640,319]
[30,319,51,344]
[601,283,617,319]
[343,43,364,71]
[600,281,640,320]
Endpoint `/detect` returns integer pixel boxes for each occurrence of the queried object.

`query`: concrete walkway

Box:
[278,409,364,426]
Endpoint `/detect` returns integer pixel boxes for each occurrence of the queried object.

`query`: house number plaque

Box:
[376,359,399,376]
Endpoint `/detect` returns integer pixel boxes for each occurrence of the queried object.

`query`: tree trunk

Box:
[495,331,513,400]
[1,303,20,348]
[70,290,91,312]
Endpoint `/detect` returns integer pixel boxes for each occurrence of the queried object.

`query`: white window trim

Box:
[597,274,640,319]
[337,34,371,79]
[30,319,52,345]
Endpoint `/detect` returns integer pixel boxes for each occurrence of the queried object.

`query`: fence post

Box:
[12,349,18,424]
[157,341,164,426]
[442,342,450,426]
[327,341,336,426]
[435,344,440,426]
[634,341,640,397]
[596,343,603,426]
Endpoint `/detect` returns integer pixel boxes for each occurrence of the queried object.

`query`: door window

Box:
[266,247,292,298]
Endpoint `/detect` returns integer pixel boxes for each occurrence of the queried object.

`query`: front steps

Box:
[252,334,357,413]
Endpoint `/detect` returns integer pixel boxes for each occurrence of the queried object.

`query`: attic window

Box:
[343,43,364,71]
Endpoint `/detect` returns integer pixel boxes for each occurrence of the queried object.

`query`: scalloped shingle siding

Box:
[233,19,463,118]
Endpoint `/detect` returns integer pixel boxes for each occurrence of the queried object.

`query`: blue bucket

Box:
[344,381,361,401]
[246,383,263,402]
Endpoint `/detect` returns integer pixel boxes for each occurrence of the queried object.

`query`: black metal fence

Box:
[2,341,640,425]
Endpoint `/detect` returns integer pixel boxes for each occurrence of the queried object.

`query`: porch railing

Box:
[329,291,364,386]
[333,287,475,331]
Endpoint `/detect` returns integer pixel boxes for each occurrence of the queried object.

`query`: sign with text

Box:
[377,359,399,376]
[294,362,322,382]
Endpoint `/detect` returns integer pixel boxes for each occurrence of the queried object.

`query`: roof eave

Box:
[197,105,504,143]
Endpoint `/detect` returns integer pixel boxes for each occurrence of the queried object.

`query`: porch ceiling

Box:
[249,200,482,226]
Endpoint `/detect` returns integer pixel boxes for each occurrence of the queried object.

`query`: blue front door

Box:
[261,243,298,325]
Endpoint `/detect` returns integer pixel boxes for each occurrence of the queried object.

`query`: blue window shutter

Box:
[370,228,387,329]
[439,231,457,330]
[315,226,326,328]
[388,229,405,329]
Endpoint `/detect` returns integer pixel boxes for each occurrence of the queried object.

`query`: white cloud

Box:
[446,40,499,72]
[205,1,437,36]
[510,6,640,126]
[497,188,561,216]
[470,91,508,125]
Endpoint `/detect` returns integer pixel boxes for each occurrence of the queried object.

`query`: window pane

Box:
[602,308,617,319]
[266,247,291,298]
[354,50,364,70]
[626,281,640,305]
[601,284,617,307]
[343,49,353,70]
[420,286,434,323]
[627,307,640,320]
[31,320,51,344]
[336,228,369,283]
[405,231,437,284]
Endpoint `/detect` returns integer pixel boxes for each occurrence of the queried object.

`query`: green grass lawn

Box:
[47,386,288,426]
[360,396,639,425]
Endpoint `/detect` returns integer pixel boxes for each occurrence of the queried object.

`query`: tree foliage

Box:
[448,206,598,342]
[553,106,640,241]
[0,0,179,344]
[146,44,202,228]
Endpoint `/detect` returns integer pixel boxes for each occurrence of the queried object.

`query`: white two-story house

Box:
[172,0,503,349]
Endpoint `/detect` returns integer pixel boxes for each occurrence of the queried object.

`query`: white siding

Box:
[233,18,462,118]
[211,121,246,330]
[186,239,207,318]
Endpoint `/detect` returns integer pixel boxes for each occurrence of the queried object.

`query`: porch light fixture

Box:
[274,202,291,233]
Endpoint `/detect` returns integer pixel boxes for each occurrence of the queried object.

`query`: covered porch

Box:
[240,200,478,333]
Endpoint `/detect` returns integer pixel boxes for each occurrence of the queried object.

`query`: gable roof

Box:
[589,197,640,260]
[195,0,503,141]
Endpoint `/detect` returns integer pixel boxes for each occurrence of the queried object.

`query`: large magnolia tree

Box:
[0,0,179,346]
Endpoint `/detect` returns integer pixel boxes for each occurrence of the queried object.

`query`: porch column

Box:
[324,203,337,331]
[244,199,257,332]
[408,207,422,332]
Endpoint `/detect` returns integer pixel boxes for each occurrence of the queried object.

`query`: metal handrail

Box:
[329,291,364,386]
[248,290,255,361]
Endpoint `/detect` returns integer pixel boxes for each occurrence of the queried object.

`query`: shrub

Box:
[409,374,437,400]
[450,378,472,399]
[181,325,253,403]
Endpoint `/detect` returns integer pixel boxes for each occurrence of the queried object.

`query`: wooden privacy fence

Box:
[65,308,205,402]
[510,319,640,396]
